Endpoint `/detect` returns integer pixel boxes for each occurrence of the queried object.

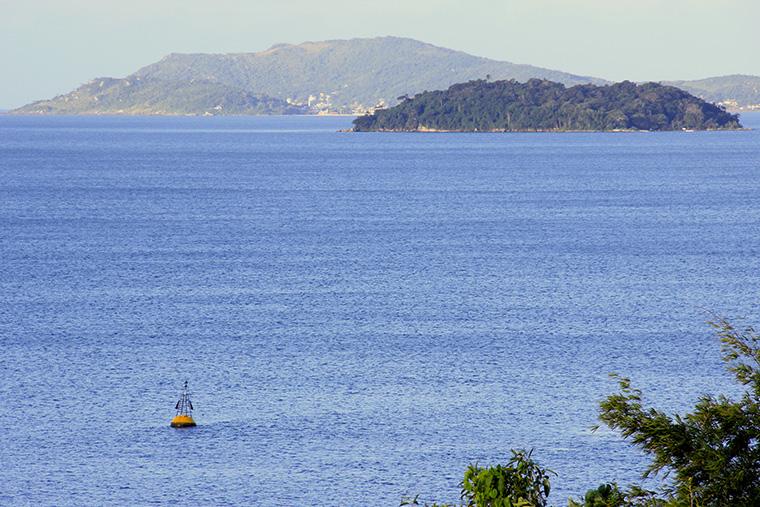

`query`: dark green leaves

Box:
[596,318,760,506]
[460,449,554,507]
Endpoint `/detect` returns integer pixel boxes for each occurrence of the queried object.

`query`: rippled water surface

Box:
[1,114,760,506]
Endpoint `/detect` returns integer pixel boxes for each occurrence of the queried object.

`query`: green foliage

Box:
[400,494,458,507]
[569,483,627,507]
[568,483,668,507]
[597,318,760,506]
[460,449,554,507]
[352,79,742,132]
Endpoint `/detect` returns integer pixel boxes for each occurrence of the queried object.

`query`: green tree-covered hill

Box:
[12,37,603,115]
[664,74,760,111]
[352,79,742,132]
[13,37,759,116]
[14,77,307,115]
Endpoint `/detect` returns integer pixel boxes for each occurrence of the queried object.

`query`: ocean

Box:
[1,114,759,505]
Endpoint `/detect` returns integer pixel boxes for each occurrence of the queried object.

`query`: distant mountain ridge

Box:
[663,75,760,111]
[11,37,760,115]
[13,37,605,115]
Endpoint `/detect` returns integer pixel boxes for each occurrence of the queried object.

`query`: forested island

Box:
[352,79,742,132]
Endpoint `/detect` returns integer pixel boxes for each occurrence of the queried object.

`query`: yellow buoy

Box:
[170,414,196,428]
[170,380,197,428]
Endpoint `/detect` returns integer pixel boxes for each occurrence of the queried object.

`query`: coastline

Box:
[2,111,361,118]
[347,127,751,133]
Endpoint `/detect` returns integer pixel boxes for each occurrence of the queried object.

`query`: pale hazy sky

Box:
[2,0,758,108]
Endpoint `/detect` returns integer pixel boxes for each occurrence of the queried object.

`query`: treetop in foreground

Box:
[352,79,742,132]
[402,317,760,507]
[595,317,760,506]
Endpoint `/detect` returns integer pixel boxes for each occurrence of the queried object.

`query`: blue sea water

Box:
[1,114,760,506]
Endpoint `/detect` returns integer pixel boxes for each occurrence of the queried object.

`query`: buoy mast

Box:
[170,380,197,428]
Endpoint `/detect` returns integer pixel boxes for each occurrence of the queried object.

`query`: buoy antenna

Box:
[170,380,197,428]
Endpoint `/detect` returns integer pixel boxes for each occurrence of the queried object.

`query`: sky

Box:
[2,0,759,109]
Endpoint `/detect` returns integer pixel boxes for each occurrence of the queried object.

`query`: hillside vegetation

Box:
[13,37,759,115]
[14,77,307,115]
[352,79,742,132]
[13,37,602,115]
[664,74,760,111]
